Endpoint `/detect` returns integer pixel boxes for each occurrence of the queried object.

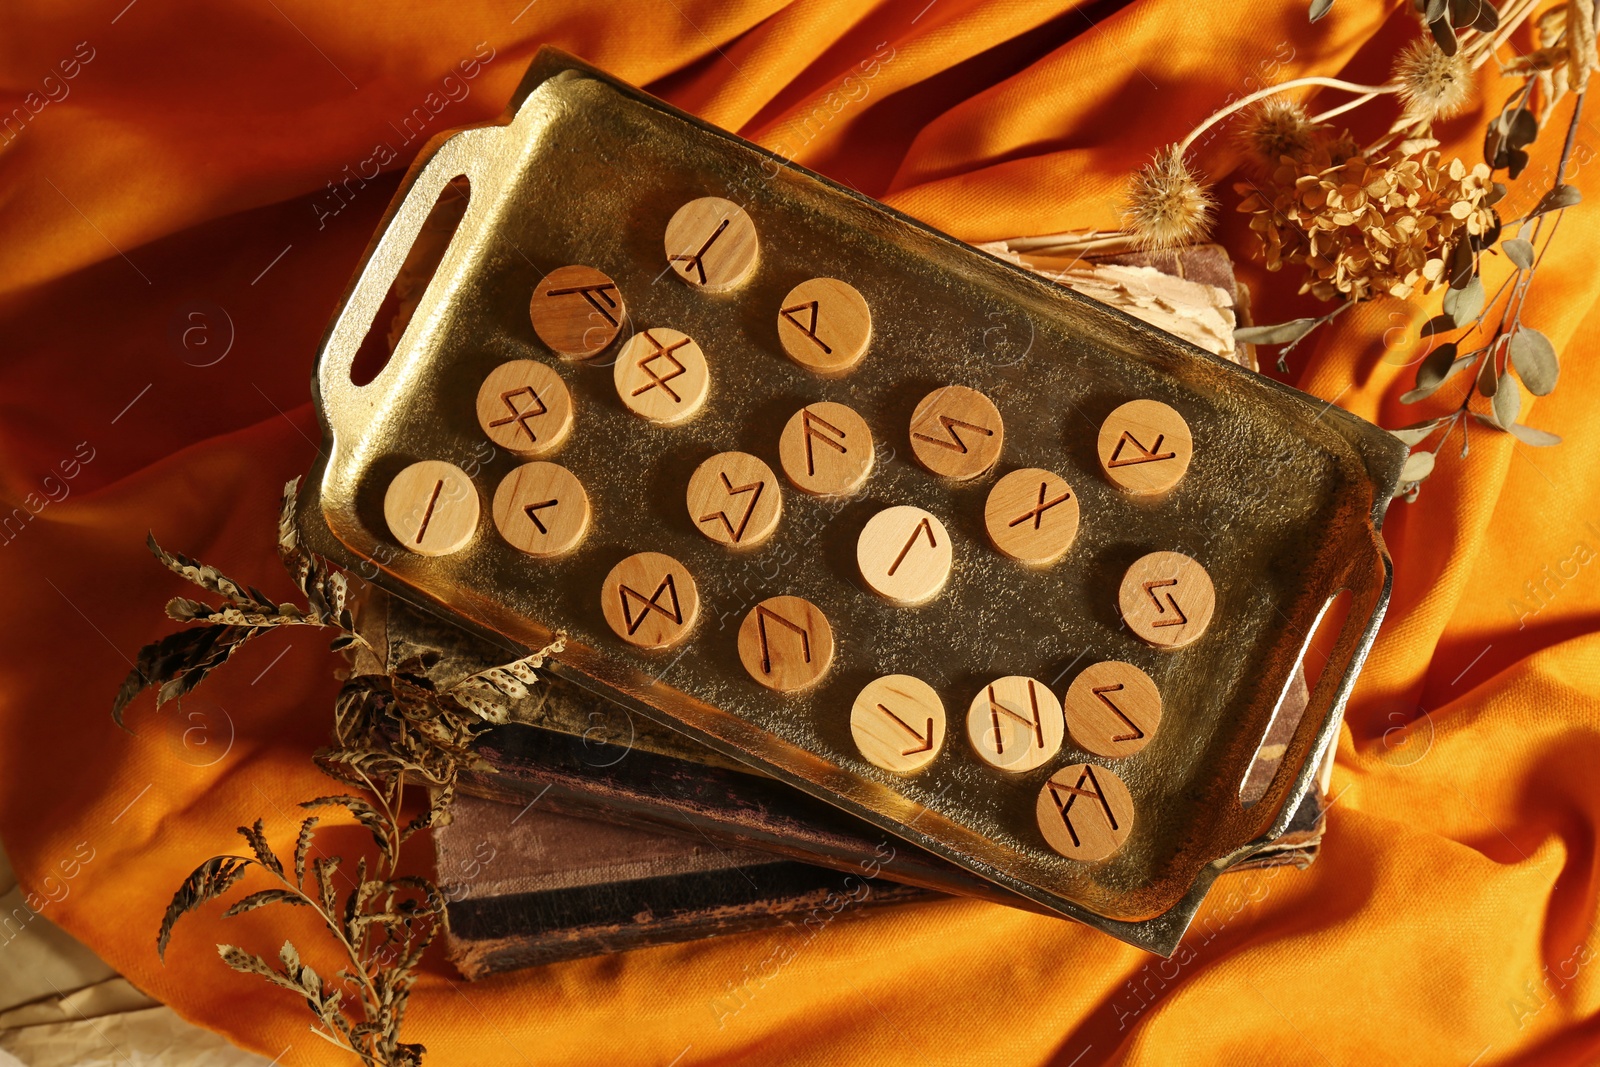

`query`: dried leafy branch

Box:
[116,479,561,1067]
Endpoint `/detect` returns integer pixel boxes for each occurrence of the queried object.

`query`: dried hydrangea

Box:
[1235,138,1495,301]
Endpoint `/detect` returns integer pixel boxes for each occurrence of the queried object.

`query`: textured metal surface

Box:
[297,50,1407,952]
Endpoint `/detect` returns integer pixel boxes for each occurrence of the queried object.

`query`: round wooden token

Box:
[737,595,834,692]
[850,675,945,774]
[1097,399,1192,495]
[965,676,1064,772]
[383,460,479,556]
[1118,551,1215,649]
[1062,661,1162,759]
[777,402,874,496]
[908,385,1004,480]
[600,552,699,650]
[664,197,759,291]
[1036,763,1135,861]
[776,278,872,377]
[614,328,709,425]
[475,360,574,457]
[856,505,952,606]
[984,468,1080,564]
[491,462,590,558]
[528,264,625,359]
[687,451,782,548]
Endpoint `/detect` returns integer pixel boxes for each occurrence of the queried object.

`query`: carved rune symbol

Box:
[488,386,549,443]
[619,574,683,635]
[1092,683,1145,743]
[1142,578,1188,628]
[913,413,994,454]
[779,300,832,354]
[888,516,936,577]
[1047,764,1119,848]
[989,679,1045,755]
[877,703,935,756]
[669,217,729,285]
[755,604,810,673]
[698,472,764,543]
[544,281,620,327]
[800,407,848,476]
[631,331,690,403]
[1009,481,1071,530]
[415,479,444,544]
[522,498,559,535]
[1107,430,1177,467]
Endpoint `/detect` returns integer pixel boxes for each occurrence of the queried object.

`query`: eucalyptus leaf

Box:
[1508,422,1562,447]
[1502,237,1535,268]
[1234,318,1318,345]
[1420,314,1456,338]
[1509,328,1559,395]
[1478,353,1499,397]
[1448,239,1475,289]
[1400,450,1437,483]
[1533,184,1581,216]
[1390,419,1444,446]
[1401,341,1459,404]
[1309,0,1334,19]
[1506,108,1539,151]
[1443,276,1485,326]
[1492,372,1521,427]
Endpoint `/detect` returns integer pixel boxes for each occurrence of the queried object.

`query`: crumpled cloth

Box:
[2,1,1598,1064]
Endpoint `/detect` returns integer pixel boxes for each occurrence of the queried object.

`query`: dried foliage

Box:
[1123,146,1217,249]
[117,479,561,1066]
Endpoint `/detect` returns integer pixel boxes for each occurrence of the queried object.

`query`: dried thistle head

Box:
[1240,98,1318,163]
[1395,37,1474,119]
[1123,146,1215,249]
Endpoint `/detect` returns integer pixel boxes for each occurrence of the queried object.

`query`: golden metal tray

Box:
[294,50,1407,955]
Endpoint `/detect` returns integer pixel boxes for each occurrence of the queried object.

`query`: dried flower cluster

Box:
[1123,146,1215,249]
[1236,137,1496,301]
[1395,37,1474,118]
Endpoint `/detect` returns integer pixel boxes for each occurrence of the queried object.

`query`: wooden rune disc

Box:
[776,277,872,377]
[850,675,945,774]
[965,676,1064,772]
[1036,763,1136,861]
[856,505,952,606]
[475,360,574,457]
[491,462,590,558]
[687,451,782,549]
[1096,399,1192,495]
[1062,660,1162,759]
[383,460,479,556]
[528,264,625,359]
[737,595,834,692]
[984,467,1080,564]
[1118,551,1215,649]
[614,327,709,425]
[600,552,699,650]
[664,197,759,292]
[777,402,874,496]
[908,385,1004,480]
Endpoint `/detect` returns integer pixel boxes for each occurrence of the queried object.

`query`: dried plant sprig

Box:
[121,480,562,1066]
[1123,146,1216,249]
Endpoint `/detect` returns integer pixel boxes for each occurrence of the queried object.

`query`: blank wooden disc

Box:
[856,505,952,606]
[600,552,699,650]
[664,197,759,291]
[528,264,625,359]
[965,676,1064,772]
[984,468,1079,564]
[850,675,945,774]
[777,402,874,496]
[1118,551,1215,649]
[383,460,479,556]
[1097,399,1192,495]
[1036,763,1135,861]
[1062,661,1162,759]
[475,360,574,457]
[909,385,1004,480]
[776,278,872,377]
[614,328,709,425]
[737,595,833,692]
[687,451,782,548]
[491,462,590,558]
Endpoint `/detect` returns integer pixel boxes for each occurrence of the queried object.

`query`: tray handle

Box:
[314,124,502,449]
[1205,521,1392,866]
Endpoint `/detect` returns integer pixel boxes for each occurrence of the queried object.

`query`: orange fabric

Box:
[3,1,1599,1064]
